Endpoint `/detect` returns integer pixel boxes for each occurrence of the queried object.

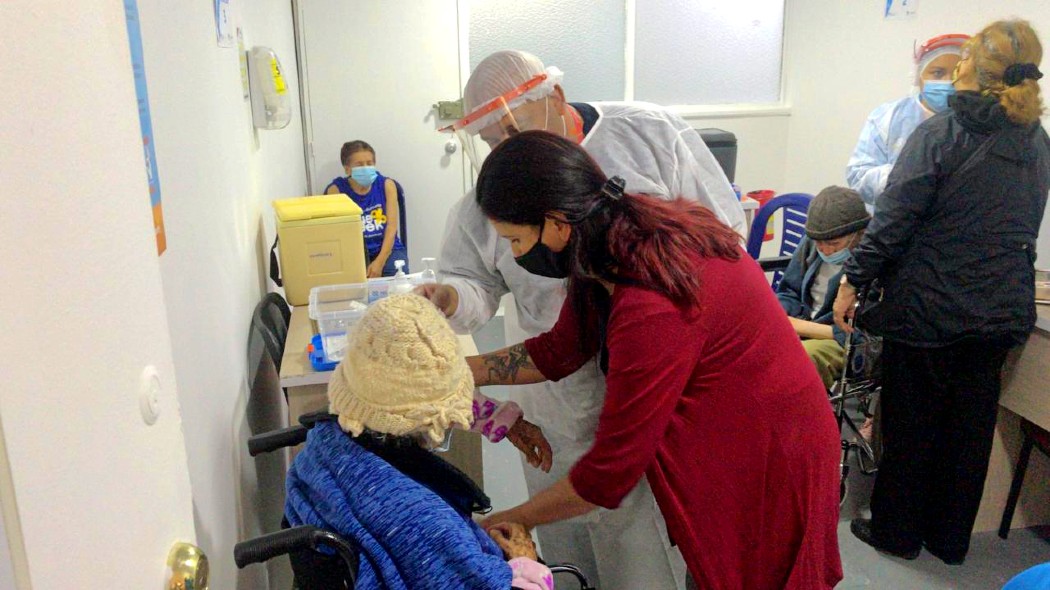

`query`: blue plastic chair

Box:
[745,193,814,290]
[393,179,408,254]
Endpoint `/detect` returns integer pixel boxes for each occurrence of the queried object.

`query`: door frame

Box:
[290,0,319,194]
[0,415,32,590]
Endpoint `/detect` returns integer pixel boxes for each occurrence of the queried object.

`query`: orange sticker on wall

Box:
[153,202,167,255]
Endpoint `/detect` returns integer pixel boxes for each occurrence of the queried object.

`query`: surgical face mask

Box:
[818,232,858,265]
[514,220,571,279]
[350,165,378,187]
[921,80,956,113]
[819,247,851,266]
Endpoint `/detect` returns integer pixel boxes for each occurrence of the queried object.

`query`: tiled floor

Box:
[838,445,1049,589]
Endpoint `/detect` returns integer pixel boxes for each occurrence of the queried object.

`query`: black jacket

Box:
[845,92,1050,347]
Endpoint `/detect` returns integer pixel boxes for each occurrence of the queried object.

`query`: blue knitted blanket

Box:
[285,421,511,590]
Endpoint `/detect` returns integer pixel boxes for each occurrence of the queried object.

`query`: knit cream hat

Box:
[327,294,475,444]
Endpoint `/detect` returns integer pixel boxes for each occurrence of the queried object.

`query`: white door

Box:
[0,2,196,588]
[297,0,467,265]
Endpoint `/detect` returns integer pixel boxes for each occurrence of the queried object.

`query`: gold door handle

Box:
[168,542,209,590]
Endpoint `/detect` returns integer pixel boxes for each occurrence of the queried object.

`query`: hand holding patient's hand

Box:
[487,522,538,561]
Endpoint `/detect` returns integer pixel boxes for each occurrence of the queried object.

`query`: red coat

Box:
[525,254,843,589]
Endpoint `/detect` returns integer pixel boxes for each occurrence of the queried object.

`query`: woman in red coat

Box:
[469,131,842,589]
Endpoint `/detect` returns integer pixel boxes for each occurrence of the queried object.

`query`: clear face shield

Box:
[442,73,554,173]
[913,33,970,84]
[445,97,523,173]
[914,33,971,64]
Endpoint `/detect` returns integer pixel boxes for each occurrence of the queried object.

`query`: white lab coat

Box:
[438,102,742,590]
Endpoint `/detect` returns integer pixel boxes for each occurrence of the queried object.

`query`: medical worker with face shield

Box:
[417,50,744,590]
[846,34,969,209]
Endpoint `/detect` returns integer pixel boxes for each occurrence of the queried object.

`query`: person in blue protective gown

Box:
[846,34,969,210]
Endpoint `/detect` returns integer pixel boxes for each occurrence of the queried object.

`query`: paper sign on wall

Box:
[885,0,919,19]
[124,0,167,255]
[238,28,250,100]
[215,0,234,47]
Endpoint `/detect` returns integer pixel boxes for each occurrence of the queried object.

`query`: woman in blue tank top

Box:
[325,140,408,277]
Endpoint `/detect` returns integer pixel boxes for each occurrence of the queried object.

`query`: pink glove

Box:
[470,390,523,443]
[508,557,554,590]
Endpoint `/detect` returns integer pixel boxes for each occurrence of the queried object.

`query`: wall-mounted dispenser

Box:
[247,46,291,130]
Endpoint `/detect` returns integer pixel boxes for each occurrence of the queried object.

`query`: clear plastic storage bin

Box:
[362,272,423,304]
[308,283,370,363]
[308,273,425,363]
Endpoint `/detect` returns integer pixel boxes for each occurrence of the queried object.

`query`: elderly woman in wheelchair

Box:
[239,294,593,589]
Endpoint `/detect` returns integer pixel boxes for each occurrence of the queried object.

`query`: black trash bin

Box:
[698,128,738,183]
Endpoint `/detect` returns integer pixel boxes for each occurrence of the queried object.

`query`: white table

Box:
[741,196,759,238]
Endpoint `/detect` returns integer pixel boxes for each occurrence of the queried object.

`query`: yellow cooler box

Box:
[273,195,367,306]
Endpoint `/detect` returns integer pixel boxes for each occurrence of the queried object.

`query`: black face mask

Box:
[513,220,571,279]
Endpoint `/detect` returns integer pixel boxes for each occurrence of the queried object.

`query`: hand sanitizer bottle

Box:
[388,260,414,296]
[420,257,438,285]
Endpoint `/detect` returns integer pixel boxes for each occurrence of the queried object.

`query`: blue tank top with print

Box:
[327,173,403,257]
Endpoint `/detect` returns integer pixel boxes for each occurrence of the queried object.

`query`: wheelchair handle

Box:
[247,425,308,456]
[757,255,793,273]
[549,564,596,590]
[234,526,359,573]
[235,525,320,567]
[248,412,339,456]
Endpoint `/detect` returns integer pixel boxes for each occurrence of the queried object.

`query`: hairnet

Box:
[463,50,564,113]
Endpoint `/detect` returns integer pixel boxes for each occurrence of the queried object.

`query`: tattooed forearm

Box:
[471,344,546,386]
[485,344,536,383]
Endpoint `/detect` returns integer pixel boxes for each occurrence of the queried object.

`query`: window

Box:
[468,0,626,102]
[469,0,785,106]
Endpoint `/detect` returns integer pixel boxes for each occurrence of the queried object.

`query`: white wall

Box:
[0,2,196,587]
[137,1,307,588]
[781,0,1050,256]
[675,1,1050,255]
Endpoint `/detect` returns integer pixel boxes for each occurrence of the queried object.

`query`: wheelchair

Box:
[829,313,882,505]
[233,411,596,590]
[759,256,883,503]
